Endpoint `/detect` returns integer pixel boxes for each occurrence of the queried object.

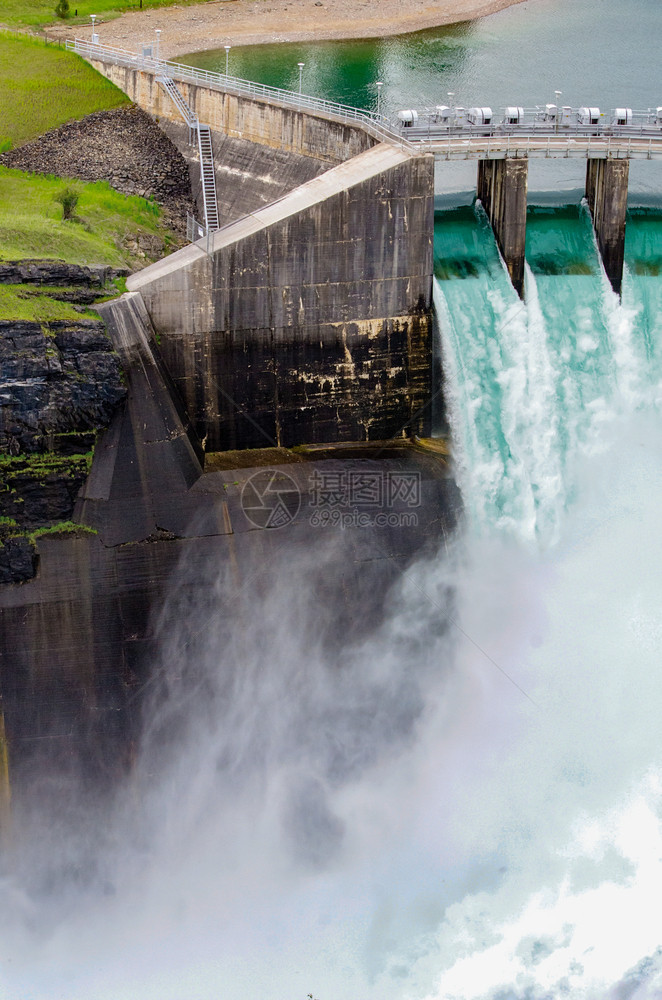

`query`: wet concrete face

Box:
[0,445,460,812]
[477,157,528,297]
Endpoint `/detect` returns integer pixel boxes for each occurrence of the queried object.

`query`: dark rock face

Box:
[0,317,126,584]
[1,454,92,527]
[0,105,195,236]
[0,537,36,586]
[0,260,128,288]
[0,319,126,456]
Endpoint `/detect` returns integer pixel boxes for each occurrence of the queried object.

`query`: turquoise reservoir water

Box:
[182,0,662,115]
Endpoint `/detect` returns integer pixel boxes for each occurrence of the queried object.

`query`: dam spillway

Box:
[2,32,661,809]
[2,7,662,994]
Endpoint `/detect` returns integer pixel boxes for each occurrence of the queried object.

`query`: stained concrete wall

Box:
[477,157,528,297]
[87,58,376,165]
[159,119,330,229]
[127,143,435,452]
[585,157,629,296]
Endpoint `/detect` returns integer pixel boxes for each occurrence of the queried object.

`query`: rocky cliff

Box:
[0,263,126,584]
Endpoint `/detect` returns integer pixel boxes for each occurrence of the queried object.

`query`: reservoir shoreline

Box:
[45,0,526,59]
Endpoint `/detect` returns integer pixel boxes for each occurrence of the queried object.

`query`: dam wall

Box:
[86,57,376,165]
[159,119,331,227]
[477,157,528,298]
[127,143,435,452]
[0,58,444,802]
[585,157,630,296]
[0,316,458,797]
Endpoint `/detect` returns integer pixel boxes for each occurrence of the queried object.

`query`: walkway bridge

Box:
[400,107,662,294]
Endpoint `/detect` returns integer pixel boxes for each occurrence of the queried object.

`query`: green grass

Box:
[29,520,98,539]
[0,166,174,268]
[0,284,100,321]
[0,450,93,469]
[0,0,215,29]
[0,31,129,148]
[0,516,98,541]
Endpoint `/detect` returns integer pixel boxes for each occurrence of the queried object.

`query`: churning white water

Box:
[1,205,662,1000]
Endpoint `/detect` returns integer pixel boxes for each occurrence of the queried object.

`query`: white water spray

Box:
[1,206,662,1000]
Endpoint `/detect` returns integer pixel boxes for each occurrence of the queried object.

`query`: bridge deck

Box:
[407,134,662,161]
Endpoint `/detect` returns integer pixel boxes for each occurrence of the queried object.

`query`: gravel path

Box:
[46,0,524,58]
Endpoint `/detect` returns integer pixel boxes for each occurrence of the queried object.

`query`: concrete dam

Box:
[1,38,658,822]
[0,46,456,816]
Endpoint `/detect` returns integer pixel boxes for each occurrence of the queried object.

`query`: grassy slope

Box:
[0,31,129,147]
[0,32,178,322]
[0,166,174,265]
[0,284,101,321]
[0,0,211,29]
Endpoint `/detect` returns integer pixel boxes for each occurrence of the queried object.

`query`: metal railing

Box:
[411,130,662,160]
[67,38,662,160]
[186,213,206,243]
[157,74,198,130]
[66,38,408,148]
[377,106,662,158]
[197,124,220,231]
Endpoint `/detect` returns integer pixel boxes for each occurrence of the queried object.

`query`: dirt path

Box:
[46,0,525,58]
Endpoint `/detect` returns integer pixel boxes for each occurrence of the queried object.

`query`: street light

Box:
[224,44,230,76]
[298,62,304,95]
[555,89,562,132]
[376,80,383,119]
[155,29,161,63]
[90,13,98,43]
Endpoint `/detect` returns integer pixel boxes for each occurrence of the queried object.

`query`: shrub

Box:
[54,0,70,17]
[54,186,79,220]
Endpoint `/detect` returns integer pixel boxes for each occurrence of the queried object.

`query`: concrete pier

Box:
[585,158,629,296]
[477,158,528,298]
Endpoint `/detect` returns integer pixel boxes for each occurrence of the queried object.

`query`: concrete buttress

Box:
[127,144,436,451]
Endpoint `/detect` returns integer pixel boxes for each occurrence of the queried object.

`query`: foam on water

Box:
[424,203,662,999]
[434,202,662,546]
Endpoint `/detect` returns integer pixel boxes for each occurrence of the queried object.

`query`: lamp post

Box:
[155,29,161,63]
[298,61,304,95]
[224,44,230,76]
[90,14,98,43]
[376,80,383,119]
[555,89,562,132]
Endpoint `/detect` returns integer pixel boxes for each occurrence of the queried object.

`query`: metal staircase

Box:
[157,75,220,234]
[157,74,197,130]
[197,125,219,232]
